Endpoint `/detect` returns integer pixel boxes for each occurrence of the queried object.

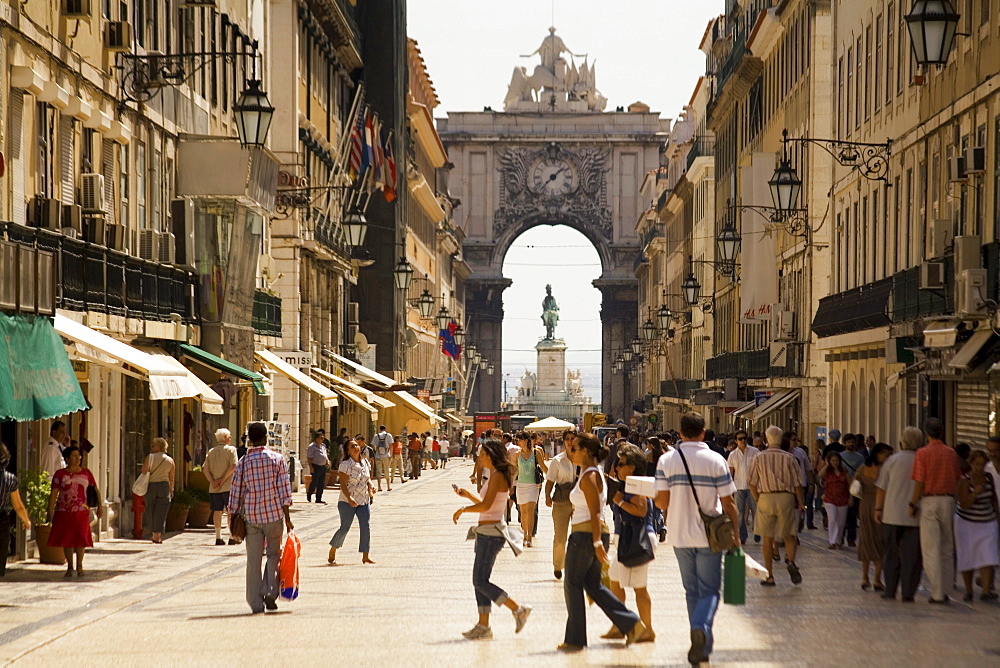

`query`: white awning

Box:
[337,389,379,416]
[388,390,445,423]
[311,367,376,402]
[948,329,995,370]
[443,412,462,424]
[255,349,338,408]
[368,394,396,409]
[731,399,758,418]
[54,314,200,402]
[142,351,225,414]
[328,351,396,388]
[750,388,801,421]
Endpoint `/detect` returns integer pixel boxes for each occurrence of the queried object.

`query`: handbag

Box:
[677,448,736,553]
[534,448,544,484]
[230,512,247,540]
[86,484,100,508]
[131,455,163,497]
[849,478,863,498]
[617,497,655,567]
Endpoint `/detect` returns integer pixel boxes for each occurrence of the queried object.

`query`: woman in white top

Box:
[560,433,647,652]
[142,438,175,544]
[453,438,532,640]
[328,440,376,565]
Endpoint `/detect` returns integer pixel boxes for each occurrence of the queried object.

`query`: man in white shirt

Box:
[372,426,394,492]
[727,429,758,544]
[655,411,739,667]
[423,432,437,470]
[438,436,450,469]
[544,430,579,580]
[41,421,68,481]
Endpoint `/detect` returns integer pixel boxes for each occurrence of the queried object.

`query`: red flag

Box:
[363,112,375,185]
[383,133,396,202]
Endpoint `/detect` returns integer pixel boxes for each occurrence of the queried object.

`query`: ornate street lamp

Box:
[466,344,477,361]
[393,257,414,291]
[453,326,466,347]
[769,155,802,213]
[630,338,642,356]
[681,271,701,306]
[417,289,434,318]
[717,222,741,264]
[641,319,657,342]
[473,351,482,366]
[657,304,672,331]
[906,0,960,67]
[479,358,488,370]
[342,207,368,247]
[233,80,274,148]
[435,306,451,331]
[487,363,494,375]
[623,348,634,363]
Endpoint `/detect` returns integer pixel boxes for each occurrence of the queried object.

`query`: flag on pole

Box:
[349,98,366,179]
[373,116,384,191]
[383,133,397,202]
[440,321,461,359]
[363,111,375,181]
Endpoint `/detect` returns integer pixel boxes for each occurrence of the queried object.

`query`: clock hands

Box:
[546,166,569,182]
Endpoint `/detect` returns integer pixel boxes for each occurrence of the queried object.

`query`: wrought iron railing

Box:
[891,258,953,322]
[686,136,716,171]
[659,378,702,398]
[705,342,807,381]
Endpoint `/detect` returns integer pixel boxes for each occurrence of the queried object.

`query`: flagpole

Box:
[336,83,365,177]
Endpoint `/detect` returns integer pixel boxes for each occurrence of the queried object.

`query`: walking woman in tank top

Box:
[559,432,649,651]
[515,431,547,547]
[453,438,533,640]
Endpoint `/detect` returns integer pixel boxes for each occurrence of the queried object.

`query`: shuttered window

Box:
[102,139,116,224]
[9,93,25,225]
[955,381,990,446]
[60,116,76,206]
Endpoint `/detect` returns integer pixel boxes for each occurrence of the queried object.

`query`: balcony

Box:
[0,222,198,322]
[891,259,953,323]
[640,221,664,252]
[686,136,715,171]
[705,342,807,381]
[252,290,283,338]
[659,378,702,398]
[812,277,893,338]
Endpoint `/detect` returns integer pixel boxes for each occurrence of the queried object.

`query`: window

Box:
[983,0,991,25]
[874,15,883,114]
[120,144,129,231]
[847,46,853,135]
[136,140,146,228]
[904,168,913,267]
[861,196,869,283]
[853,201,860,286]
[887,4,895,106]
[976,124,986,236]
[865,25,872,121]
[897,2,906,94]
[36,103,55,198]
[892,176,900,274]
[134,0,144,48]
[838,56,845,136]
[873,189,881,279]
[856,36,862,128]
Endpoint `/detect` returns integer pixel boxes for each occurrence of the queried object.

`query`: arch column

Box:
[465,275,512,414]
[595,275,638,422]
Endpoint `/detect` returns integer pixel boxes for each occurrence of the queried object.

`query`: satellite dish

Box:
[405,330,419,348]
[355,331,370,353]
[260,254,278,281]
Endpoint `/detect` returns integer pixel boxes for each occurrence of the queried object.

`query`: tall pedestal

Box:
[535,339,568,400]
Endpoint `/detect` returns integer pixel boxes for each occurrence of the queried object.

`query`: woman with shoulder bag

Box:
[559,433,648,652]
[514,432,547,547]
[47,446,100,576]
[604,443,656,643]
[142,438,174,544]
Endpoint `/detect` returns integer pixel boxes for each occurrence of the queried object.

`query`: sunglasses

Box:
[736,437,746,441]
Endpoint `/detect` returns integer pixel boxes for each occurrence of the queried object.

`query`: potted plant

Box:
[185,487,212,528]
[165,488,196,532]
[188,466,209,494]
[18,468,65,565]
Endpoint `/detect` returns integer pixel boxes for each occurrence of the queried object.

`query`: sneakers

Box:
[462,624,493,640]
[513,605,532,633]
[215,538,225,546]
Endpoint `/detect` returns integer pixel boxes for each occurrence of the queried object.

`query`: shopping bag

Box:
[279,531,301,600]
[744,552,770,581]
[723,548,746,605]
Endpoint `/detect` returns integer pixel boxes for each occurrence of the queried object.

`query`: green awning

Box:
[0,314,89,421]
[179,344,267,394]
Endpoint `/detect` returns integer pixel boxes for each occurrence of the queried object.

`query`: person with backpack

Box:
[372,426,394,492]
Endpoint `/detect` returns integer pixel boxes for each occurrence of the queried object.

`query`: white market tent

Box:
[524,416,575,431]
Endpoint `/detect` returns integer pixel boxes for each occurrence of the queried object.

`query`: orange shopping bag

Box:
[279,531,301,600]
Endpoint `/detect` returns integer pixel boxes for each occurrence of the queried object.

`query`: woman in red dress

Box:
[47,446,101,576]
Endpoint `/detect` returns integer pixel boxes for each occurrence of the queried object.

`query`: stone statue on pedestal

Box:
[541,284,559,340]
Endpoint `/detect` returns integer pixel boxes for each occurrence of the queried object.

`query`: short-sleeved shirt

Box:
[840,450,865,476]
[52,468,97,513]
[655,442,736,549]
[339,458,372,505]
[372,432,393,459]
[439,439,450,456]
[0,471,19,512]
[545,451,578,485]
[424,436,434,452]
[204,444,239,492]
[408,437,422,452]
[875,450,918,527]
[391,439,403,456]
[727,445,758,490]
[911,440,961,495]
[790,447,811,487]
[229,446,293,525]
[747,448,801,494]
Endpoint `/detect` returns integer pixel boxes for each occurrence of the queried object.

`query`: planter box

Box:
[187,501,212,528]
[188,470,209,493]
[34,525,67,565]
[165,504,190,532]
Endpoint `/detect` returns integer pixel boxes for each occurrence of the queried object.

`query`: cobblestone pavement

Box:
[3,459,1000,667]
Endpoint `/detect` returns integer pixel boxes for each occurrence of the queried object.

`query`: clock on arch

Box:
[530,155,577,196]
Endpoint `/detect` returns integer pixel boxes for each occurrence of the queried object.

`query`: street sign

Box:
[629,416,638,426]
[648,413,658,423]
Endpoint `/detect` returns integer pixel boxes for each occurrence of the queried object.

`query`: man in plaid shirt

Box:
[229,422,294,614]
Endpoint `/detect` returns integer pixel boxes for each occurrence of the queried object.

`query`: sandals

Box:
[861,582,871,591]
[761,576,776,587]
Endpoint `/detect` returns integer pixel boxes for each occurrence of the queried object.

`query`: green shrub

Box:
[18,468,51,526]
[170,488,198,508]
[185,486,211,503]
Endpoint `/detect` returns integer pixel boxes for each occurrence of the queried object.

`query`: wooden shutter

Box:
[102,139,116,224]
[9,93,25,225]
[955,381,989,446]
[60,116,75,206]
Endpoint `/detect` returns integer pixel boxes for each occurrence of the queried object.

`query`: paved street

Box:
[3,458,1000,667]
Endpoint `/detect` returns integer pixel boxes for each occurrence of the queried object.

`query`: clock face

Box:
[531,158,576,196]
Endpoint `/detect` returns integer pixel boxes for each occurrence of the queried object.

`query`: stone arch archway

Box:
[490,213,614,275]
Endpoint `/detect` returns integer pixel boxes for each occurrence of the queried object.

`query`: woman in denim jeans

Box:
[453,438,532,640]
[559,433,648,652]
[327,440,376,565]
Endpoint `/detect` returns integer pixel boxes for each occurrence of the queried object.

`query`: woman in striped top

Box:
[955,450,999,601]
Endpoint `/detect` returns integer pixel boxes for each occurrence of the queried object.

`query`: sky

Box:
[406,1,721,407]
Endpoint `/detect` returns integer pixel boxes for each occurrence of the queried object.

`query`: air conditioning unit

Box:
[61,0,90,17]
[157,231,176,264]
[954,235,982,272]
[347,324,360,342]
[771,309,795,341]
[137,228,159,261]
[81,173,105,212]
[32,198,63,229]
[170,198,195,267]
[956,269,988,316]
[919,261,945,289]
[930,219,952,257]
[83,215,106,245]
[105,223,126,251]
[965,146,986,174]
[62,204,83,234]
[948,156,967,182]
[104,21,132,52]
[347,301,360,324]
